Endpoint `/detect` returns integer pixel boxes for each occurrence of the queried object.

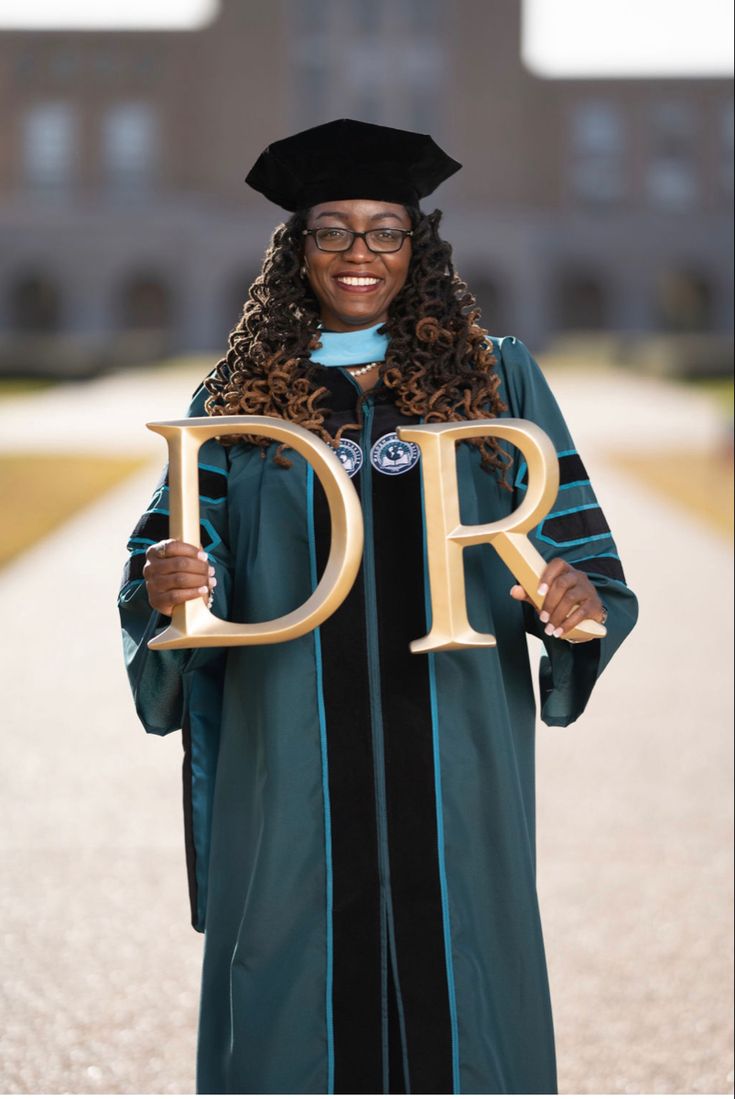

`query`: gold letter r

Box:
[398,419,606,653]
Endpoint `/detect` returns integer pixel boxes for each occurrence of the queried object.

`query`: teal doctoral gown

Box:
[118,337,638,1095]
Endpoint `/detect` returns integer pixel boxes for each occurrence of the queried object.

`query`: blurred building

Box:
[0,0,732,374]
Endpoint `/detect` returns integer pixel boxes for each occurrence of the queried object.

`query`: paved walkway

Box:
[0,363,732,1093]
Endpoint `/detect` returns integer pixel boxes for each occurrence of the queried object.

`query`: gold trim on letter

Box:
[146,415,364,650]
[398,419,607,653]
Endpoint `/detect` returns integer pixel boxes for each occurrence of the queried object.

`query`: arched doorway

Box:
[655,269,714,332]
[224,269,257,335]
[114,271,174,366]
[117,273,172,330]
[466,274,509,335]
[9,273,62,333]
[555,271,608,331]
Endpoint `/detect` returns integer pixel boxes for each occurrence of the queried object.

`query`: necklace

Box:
[346,361,380,377]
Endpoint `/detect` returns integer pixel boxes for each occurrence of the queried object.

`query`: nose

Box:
[344,232,374,262]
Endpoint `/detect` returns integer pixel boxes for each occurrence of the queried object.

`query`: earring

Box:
[300,265,307,279]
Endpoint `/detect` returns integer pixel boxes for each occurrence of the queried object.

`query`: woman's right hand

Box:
[143,540,216,616]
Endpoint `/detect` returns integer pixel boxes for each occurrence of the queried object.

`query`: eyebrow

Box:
[313,210,406,223]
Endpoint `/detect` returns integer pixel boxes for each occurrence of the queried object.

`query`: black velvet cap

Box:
[245,118,461,211]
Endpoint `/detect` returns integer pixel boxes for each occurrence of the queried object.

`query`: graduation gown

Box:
[118,336,638,1095]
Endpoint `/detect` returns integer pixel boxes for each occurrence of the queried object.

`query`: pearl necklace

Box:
[346,361,381,377]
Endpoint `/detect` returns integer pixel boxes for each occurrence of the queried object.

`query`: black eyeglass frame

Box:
[302,227,414,254]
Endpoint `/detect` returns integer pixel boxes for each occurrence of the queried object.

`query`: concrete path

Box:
[0,363,732,1094]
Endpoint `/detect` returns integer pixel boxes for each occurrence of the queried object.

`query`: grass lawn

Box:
[0,378,58,400]
[678,375,734,416]
[610,448,734,537]
[0,453,148,568]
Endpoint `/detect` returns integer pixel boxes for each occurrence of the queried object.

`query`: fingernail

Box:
[544,623,555,636]
[553,627,564,638]
[209,577,217,588]
[208,566,215,576]
[538,583,548,597]
[198,585,208,595]
[540,611,550,624]
[197,551,208,561]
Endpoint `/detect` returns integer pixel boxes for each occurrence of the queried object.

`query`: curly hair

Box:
[204,207,510,479]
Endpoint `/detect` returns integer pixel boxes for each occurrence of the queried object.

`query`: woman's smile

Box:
[332,271,384,293]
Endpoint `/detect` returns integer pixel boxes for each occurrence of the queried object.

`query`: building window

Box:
[22,102,77,193]
[289,0,330,124]
[102,103,157,196]
[394,0,440,35]
[287,0,444,133]
[50,48,80,80]
[647,101,697,209]
[351,0,383,35]
[569,101,625,204]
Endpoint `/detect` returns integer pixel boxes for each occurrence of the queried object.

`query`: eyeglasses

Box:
[302,227,414,254]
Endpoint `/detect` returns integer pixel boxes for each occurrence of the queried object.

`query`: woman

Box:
[119,119,638,1095]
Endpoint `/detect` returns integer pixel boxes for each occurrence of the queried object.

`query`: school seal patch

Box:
[370,432,420,476]
[334,438,363,477]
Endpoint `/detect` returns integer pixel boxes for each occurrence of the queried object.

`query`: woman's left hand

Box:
[509,558,606,641]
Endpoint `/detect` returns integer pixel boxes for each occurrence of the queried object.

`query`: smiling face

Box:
[303,199,413,332]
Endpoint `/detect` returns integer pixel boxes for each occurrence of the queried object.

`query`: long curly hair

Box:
[204,206,509,479]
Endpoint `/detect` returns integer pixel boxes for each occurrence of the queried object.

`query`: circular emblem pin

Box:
[334,438,363,478]
[370,432,420,476]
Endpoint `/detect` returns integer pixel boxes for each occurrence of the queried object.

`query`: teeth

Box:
[336,276,380,286]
